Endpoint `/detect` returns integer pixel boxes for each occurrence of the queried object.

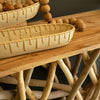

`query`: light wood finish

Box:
[26,87,37,100]
[25,68,37,100]
[89,51,99,77]
[63,57,72,71]
[93,63,98,77]
[72,54,82,76]
[15,68,37,100]
[40,62,57,100]
[91,76,100,100]
[41,64,48,69]
[82,52,97,85]
[41,63,59,84]
[67,49,100,100]
[58,59,83,100]
[42,62,66,100]
[0,10,99,100]
[0,76,85,94]
[0,10,100,78]
[85,85,95,100]
[0,90,15,100]
[0,90,69,100]
[24,68,34,88]
[17,71,26,100]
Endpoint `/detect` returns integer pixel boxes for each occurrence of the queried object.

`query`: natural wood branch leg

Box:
[40,62,57,100]
[26,87,37,100]
[72,54,82,76]
[91,75,100,100]
[0,90,69,100]
[25,68,37,100]
[0,76,85,94]
[24,68,34,88]
[17,71,26,100]
[53,68,66,100]
[89,51,99,77]
[0,90,15,100]
[14,68,37,100]
[64,57,72,71]
[41,64,49,69]
[57,59,83,100]
[41,63,59,83]
[64,57,81,82]
[85,85,95,100]
[82,51,99,99]
[54,74,59,83]
[67,49,100,100]
[93,63,98,77]
[82,52,98,85]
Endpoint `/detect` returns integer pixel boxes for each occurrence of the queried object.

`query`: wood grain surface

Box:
[0,10,100,77]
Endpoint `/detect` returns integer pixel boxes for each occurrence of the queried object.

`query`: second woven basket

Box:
[0,23,75,59]
[0,0,40,28]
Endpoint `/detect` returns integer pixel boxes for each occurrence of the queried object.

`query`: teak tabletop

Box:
[0,10,100,78]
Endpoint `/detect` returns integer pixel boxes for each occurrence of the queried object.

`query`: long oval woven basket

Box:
[0,0,40,28]
[0,23,75,59]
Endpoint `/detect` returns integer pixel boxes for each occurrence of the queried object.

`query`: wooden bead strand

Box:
[40,0,52,22]
[40,0,49,4]
[40,0,86,31]
[56,19,63,23]
[75,19,86,31]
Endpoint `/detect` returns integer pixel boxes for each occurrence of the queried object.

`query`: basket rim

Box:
[0,23,75,45]
[0,2,40,15]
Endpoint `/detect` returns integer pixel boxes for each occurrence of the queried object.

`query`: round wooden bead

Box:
[56,19,63,23]
[76,19,86,31]
[75,19,84,26]
[63,18,69,24]
[40,0,49,4]
[0,0,4,4]
[4,1,15,11]
[69,17,77,24]
[26,0,34,5]
[23,4,29,7]
[50,19,56,23]
[15,3,23,9]
[41,4,50,13]
[44,12,52,22]
[0,4,3,12]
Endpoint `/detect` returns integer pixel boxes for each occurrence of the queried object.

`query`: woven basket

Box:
[0,23,75,59]
[0,0,40,28]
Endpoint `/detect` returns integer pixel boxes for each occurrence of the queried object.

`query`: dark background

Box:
[29,0,100,21]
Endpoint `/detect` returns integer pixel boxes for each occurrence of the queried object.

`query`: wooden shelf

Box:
[0,10,100,78]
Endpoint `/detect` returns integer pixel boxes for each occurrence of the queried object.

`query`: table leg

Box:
[91,75,100,100]
[17,71,26,100]
[42,63,66,100]
[64,57,72,71]
[72,54,82,76]
[25,68,37,100]
[82,51,99,99]
[82,52,98,85]
[89,51,99,77]
[40,62,57,100]
[58,59,83,100]
[84,85,95,100]
[67,49,100,100]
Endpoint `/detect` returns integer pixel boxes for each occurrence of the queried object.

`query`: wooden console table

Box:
[0,10,100,100]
